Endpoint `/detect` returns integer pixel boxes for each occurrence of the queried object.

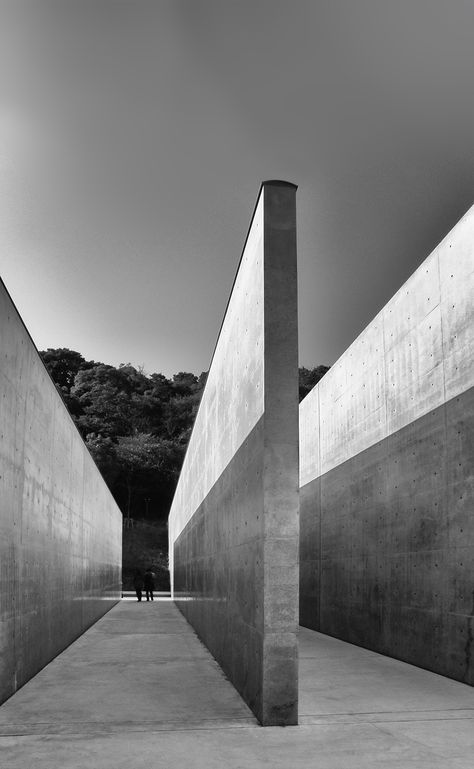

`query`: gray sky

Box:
[1,0,473,376]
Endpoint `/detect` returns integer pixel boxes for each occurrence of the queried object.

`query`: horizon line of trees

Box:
[39,348,328,521]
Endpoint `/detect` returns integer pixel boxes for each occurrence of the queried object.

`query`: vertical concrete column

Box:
[262,181,299,725]
[169,181,299,726]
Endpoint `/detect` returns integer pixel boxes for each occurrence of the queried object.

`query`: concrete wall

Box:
[169,181,299,725]
[0,280,122,705]
[299,205,474,684]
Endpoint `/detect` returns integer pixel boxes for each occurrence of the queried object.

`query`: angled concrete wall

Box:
[0,280,122,705]
[300,205,474,684]
[169,181,299,726]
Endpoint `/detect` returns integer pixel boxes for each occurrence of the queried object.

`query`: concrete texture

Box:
[0,600,256,735]
[0,279,122,705]
[299,204,474,683]
[169,181,299,725]
[1,600,474,769]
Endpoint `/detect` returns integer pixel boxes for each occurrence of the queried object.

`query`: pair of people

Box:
[133,568,155,601]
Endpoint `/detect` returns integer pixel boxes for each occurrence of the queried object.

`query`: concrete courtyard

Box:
[1,599,473,768]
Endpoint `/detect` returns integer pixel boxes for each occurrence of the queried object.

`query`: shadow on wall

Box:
[299,203,474,686]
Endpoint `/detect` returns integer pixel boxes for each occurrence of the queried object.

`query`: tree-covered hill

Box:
[39,347,328,523]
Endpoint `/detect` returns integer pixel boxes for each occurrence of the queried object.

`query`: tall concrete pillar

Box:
[169,180,299,725]
[261,181,299,724]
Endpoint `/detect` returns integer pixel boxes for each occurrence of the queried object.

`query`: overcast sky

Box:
[1,0,473,376]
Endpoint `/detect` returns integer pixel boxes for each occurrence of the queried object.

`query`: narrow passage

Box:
[1,600,473,768]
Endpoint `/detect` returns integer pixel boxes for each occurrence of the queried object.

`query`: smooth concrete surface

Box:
[169,181,299,725]
[1,601,474,769]
[0,278,122,705]
[299,204,474,684]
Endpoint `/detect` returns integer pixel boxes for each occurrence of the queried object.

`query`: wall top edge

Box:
[0,276,123,521]
[262,180,298,190]
[168,185,265,530]
[301,200,474,411]
[169,180,298,535]
[189,180,272,386]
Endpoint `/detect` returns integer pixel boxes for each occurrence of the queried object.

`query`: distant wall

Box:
[0,280,122,705]
[169,181,299,726]
[300,205,474,684]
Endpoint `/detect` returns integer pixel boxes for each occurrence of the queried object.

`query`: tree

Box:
[71,364,139,437]
[165,392,202,443]
[171,371,199,396]
[40,348,92,391]
[298,365,330,402]
[115,433,181,519]
[40,348,93,417]
[40,346,330,523]
[85,433,118,486]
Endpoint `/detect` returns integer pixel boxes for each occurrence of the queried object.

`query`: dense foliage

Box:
[39,348,328,522]
[298,365,330,401]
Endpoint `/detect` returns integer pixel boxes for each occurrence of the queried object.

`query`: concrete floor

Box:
[1,600,474,768]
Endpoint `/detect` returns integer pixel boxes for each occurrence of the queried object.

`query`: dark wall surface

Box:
[170,181,299,725]
[299,205,474,685]
[0,280,122,705]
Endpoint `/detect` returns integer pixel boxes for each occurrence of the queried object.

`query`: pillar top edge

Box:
[262,179,298,190]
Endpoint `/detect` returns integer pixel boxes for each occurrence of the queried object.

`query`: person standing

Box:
[144,567,155,601]
[133,569,144,602]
